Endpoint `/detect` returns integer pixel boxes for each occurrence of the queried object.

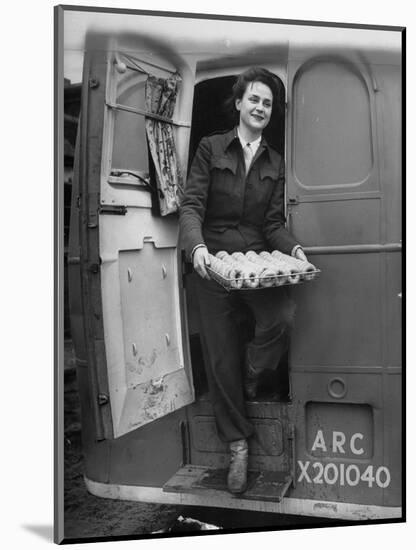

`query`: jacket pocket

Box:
[204,225,228,233]
[259,165,280,182]
[210,155,237,175]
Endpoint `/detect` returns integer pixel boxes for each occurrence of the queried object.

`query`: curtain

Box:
[145,74,184,216]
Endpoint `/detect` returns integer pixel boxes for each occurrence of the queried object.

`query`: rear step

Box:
[163,465,292,502]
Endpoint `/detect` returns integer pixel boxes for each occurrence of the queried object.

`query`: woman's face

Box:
[235,81,273,134]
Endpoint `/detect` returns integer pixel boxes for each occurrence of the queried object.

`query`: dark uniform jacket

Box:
[179,128,299,260]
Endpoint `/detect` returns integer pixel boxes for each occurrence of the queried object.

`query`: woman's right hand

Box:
[193,246,211,280]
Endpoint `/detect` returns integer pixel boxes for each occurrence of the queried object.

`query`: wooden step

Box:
[163,465,292,503]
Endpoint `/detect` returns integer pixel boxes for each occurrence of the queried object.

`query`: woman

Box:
[179,67,307,494]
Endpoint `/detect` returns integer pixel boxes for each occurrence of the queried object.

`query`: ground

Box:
[63,341,185,541]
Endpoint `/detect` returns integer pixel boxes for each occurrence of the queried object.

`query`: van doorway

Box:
[186,72,290,402]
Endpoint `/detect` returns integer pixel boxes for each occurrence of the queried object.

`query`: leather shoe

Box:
[227,439,248,494]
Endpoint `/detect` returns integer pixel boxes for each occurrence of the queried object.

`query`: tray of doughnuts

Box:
[206,250,320,291]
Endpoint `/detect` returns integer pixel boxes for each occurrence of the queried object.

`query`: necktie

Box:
[243,143,253,174]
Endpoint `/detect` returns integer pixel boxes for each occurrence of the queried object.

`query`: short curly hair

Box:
[224,66,283,124]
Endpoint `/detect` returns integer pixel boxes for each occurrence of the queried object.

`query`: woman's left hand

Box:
[295,248,308,262]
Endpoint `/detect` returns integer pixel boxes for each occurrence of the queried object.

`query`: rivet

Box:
[115,61,127,73]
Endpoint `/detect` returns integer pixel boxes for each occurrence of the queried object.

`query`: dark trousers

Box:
[195,276,296,443]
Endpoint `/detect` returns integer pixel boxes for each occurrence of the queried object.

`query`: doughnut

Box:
[231,252,246,263]
[244,251,277,287]
[259,251,296,284]
[229,267,244,289]
[213,252,245,289]
[271,250,317,281]
[208,255,231,279]
[216,250,229,261]
[230,252,263,288]
[266,251,302,283]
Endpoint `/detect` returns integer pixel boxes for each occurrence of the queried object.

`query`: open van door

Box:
[72,45,195,440]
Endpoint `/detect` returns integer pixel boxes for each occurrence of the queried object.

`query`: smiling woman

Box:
[179,66,306,495]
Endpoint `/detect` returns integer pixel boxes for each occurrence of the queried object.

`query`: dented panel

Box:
[118,368,193,434]
[100,238,194,437]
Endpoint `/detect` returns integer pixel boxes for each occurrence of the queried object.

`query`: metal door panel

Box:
[77,47,195,439]
[289,198,381,247]
[290,252,382,367]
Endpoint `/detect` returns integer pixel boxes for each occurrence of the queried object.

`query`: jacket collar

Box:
[223,127,272,159]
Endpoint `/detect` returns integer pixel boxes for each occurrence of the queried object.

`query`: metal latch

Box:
[99,205,127,215]
[108,169,151,189]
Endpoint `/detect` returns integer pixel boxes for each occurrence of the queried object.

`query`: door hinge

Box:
[288,197,299,205]
[181,251,192,288]
[288,423,296,488]
[97,393,109,406]
[179,420,191,466]
[88,209,98,229]
[89,263,100,274]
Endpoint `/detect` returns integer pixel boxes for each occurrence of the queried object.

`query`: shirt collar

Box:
[224,127,271,157]
[236,127,262,150]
